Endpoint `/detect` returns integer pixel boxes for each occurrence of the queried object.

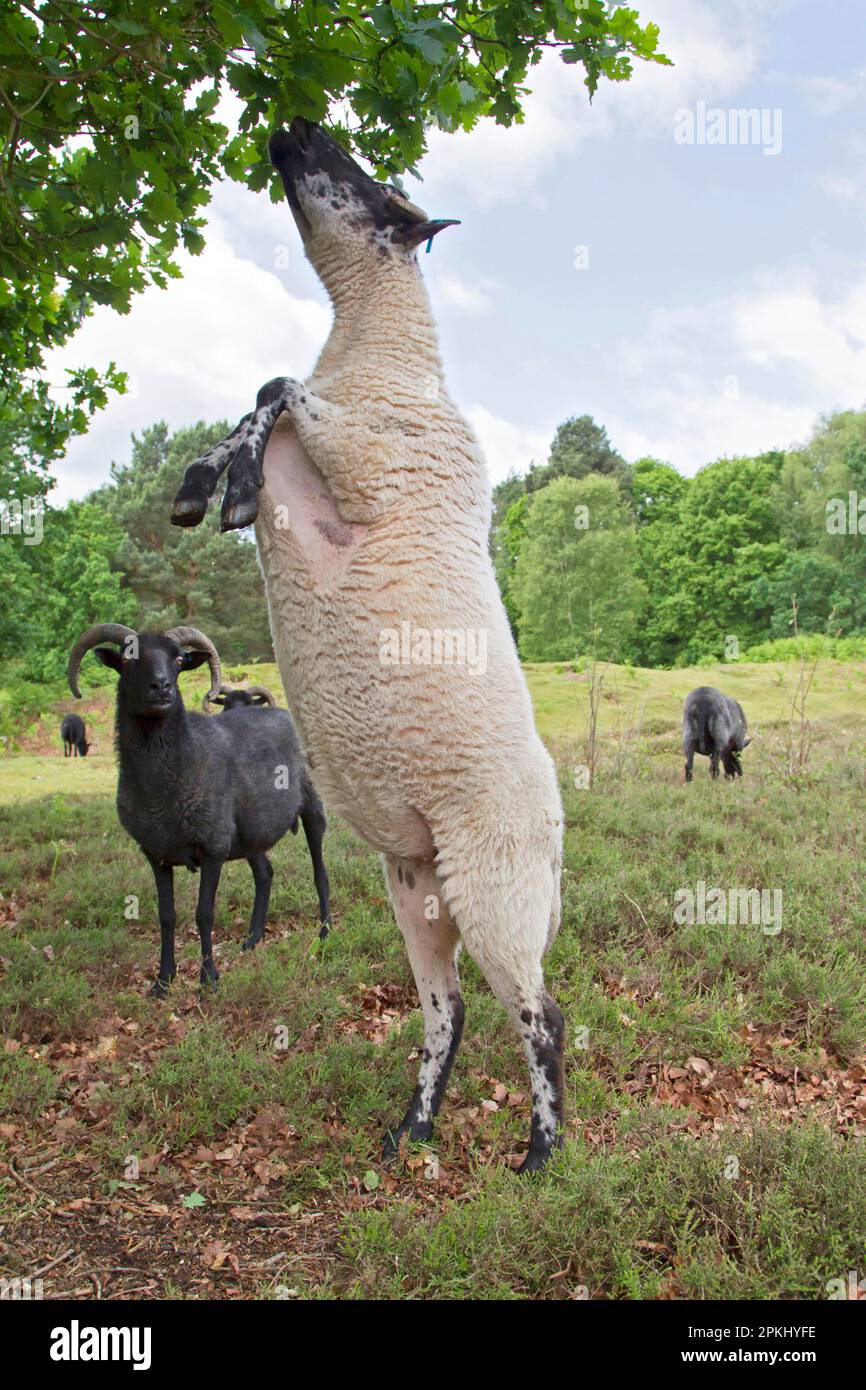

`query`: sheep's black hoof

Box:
[220,496,259,531]
[318,922,330,941]
[382,1118,433,1161]
[170,491,209,528]
[516,1148,551,1176]
[199,964,220,992]
[241,933,262,953]
[149,976,174,999]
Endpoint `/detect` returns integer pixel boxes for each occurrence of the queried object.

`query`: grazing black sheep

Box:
[683,686,751,782]
[67,623,331,996]
[204,682,277,712]
[60,713,90,758]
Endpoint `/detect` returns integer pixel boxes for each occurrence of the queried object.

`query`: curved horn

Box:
[164,625,221,702]
[245,685,277,707]
[68,623,137,698]
[202,682,233,714]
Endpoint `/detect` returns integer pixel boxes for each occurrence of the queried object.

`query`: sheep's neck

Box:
[116,698,192,779]
[313,253,444,400]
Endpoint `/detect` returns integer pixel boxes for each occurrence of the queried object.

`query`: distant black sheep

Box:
[60,713,90,758]
[67,623,331,996]
[204,683,277,712]
[683,687,750,782]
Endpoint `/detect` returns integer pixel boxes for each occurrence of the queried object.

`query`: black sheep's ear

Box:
[211,695,226,706]
[94,647,122,673]
[181,651,210,671]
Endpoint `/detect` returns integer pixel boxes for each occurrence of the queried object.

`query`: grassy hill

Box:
[5,655,866,804]
[1,658,865,1298]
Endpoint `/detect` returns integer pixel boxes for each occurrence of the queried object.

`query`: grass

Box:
[0,659,864,1299]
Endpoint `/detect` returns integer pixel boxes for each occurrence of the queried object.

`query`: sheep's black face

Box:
[94,635,208,721]
[268,118,458,259]
[214,691,258,710]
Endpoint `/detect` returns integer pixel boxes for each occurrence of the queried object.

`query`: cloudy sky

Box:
[47,0,866,503]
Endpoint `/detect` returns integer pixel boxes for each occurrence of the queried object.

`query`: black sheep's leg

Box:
[684,746,695,783]
[722,749,738,780]
[300,799,331,939]
[710,751,720,779]
[147,855,177,998]
[170,412,253,528]
[243,853,273,952]
[195,856,223,990]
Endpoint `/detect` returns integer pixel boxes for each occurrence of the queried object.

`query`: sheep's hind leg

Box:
[301,798,331,939]
[470,944,564,1174]
[243,852,273,952]
[195,856,223,990]
[146,855,177,998]
[382,857,464,1158]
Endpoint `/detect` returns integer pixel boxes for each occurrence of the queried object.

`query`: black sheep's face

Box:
[94,635,209,720]
[79,742,90,758]
[268,118,458,265]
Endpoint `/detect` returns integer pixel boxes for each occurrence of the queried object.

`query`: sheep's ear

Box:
[392,218,460,249]
[253,694,268,705]
[181,651,209,671]
[94,647,122,673]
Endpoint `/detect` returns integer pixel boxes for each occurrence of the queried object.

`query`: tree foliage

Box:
[97,420,274,660]
[512,474,645,661]
[526,414,628,492]
[0,0,669,461]
[490,408,866,668]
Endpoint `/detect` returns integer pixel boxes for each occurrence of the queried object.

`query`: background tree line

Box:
[3,404,866,687]
[1,420,270,685]
[492,407,866,666]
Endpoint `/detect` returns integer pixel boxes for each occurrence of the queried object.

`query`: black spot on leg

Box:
[397,865,403,884]
[520,1008,533,1026]
[430,992,440,1011]
[405,869,415,890]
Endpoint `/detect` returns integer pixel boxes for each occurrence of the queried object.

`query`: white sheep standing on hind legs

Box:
[171,118,565,1172]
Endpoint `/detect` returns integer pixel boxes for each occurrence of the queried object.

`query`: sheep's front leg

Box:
[196,856,223,990]
[170,412,253,527]
[147,854,177,998]
[170,377,339,532]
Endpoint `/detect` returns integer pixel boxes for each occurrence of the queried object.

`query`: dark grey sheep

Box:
[67,623,330,996]
[60,713,90,757]
[204,682,278,712]
[683,686,751,782]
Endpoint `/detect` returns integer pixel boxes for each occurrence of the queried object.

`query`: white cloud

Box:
[603,268,866,473]
[732,272,866,402]
[431,270,496,316]
[466,405,551,486]
[796,67,866,117]
[46,204,330,504]
[417,0,772,205]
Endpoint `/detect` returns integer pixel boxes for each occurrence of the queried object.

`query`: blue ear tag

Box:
[426,219,454,253]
